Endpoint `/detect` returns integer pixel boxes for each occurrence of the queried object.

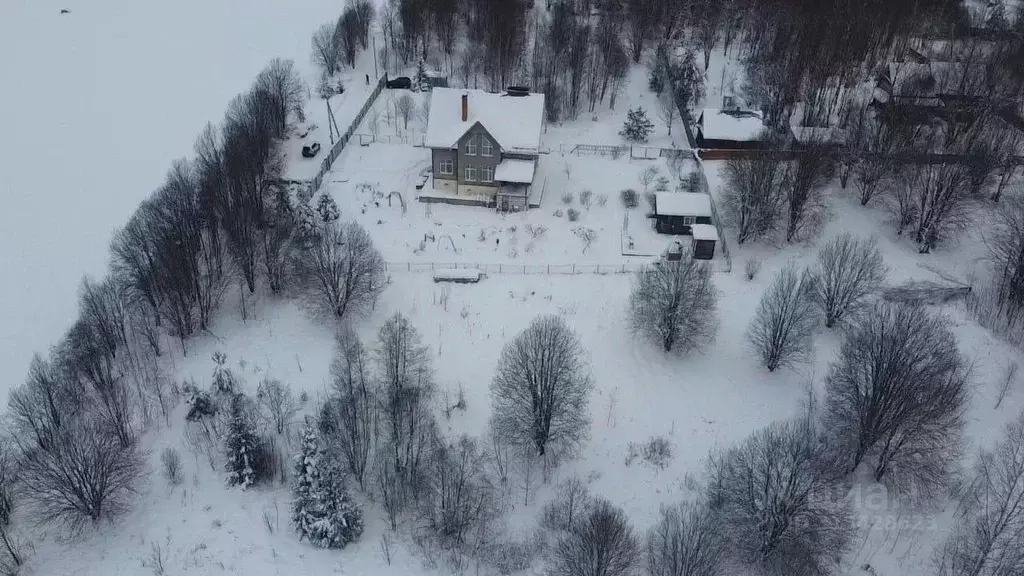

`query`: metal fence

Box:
[559,144,695,160]
[384,261,651,275]
[309,76,387,194]
[353,133,425,146]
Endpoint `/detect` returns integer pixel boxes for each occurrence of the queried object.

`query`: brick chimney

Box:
[461,92,468,122]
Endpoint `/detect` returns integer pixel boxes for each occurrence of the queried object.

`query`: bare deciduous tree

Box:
[722,156,786,244]
[933,410,1024,576]
[553,498,641,576]
[491,315,592,460]
[630,256,718,353]
[294,221,385,321]
[824,302,968,499]
[747,265,818,371]
[254,58,306,139]
[256,377,298,435]
[657,84,678,136]
[396,93,415,129]
[312,21,342,77]
[988,195,1024,320]
[325,326,378,490]
[420,435,497,552]
[541,477,594,533]
[646,502,725,576]
[17,421,146,534]
[375,313,437,510]
[910,162,974,253]
[784,140,832,242]
[810,233,886,328]
[707,418,853,576]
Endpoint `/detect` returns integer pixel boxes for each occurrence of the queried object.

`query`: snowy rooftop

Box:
[690,223,719,241]
[699,109,766,142]
[425,88,545,154]
[494,159,536,184]
[655,192,712,217]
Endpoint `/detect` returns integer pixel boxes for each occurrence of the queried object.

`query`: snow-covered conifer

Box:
[620,107,654,143]
[225,394,257,489]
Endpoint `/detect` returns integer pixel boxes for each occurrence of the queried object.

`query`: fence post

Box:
[407,262,411,272]
[572,264,576,274]
[596,264,600,274]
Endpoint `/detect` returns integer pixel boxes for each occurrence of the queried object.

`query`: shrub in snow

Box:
[562,191,575,205]
[654,176,670,192]
[579,189,593,209]
[567,207,580,222]
[747,264,817,372]
[316,194,340,223]
[185,389,216,422]
[645,192,657,212]
[620,189,639,209]
[161,448,183,486]
[210,352,239,397]
[706,419,854,576]
[292,424,364,549]
[630,255,717,353]
[225,394,258,489]
[625,435,673,469]
[597,194,609,207]
[620,107,654,143]
[810,233,886,328]
[744,256,762,281]
[552,498,640,576]
[491,315,592,460]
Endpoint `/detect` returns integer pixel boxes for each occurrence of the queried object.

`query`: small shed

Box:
[653,192,712,235]
[690,224,719,260]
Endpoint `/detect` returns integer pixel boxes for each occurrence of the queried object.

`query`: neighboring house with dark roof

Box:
[425,87,545,211]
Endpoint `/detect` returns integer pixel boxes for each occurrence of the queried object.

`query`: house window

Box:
[481,166,494,183]
[439,158,454,175]
[465,165,477,182]
[682,216,695,225]
[465,136,477,156]
[481,138,493,157]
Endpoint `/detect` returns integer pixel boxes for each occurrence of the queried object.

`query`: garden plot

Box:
[326,142,709,265]
[353,88,431,143]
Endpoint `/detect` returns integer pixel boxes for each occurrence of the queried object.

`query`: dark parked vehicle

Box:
[385,76,412,89]
[302,142,321,158]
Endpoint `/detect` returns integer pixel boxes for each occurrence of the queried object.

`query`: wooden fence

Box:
[309,76,387,195]
[560,143,696,161]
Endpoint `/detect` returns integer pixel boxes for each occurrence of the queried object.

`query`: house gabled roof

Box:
[425,88,545,155]
[655,193,712,217]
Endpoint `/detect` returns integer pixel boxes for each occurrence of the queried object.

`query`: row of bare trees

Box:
[1,42,387,548]
[311,0,375,81]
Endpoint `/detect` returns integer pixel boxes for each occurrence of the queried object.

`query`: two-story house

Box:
[424,87,545,211]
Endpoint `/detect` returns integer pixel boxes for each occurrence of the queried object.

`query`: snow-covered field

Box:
[0,0,346,403]
[6,2,1024,576]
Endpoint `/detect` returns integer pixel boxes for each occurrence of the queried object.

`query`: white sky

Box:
[0,0,342,401]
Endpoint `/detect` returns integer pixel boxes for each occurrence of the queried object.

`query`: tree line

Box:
[0,6,390,565]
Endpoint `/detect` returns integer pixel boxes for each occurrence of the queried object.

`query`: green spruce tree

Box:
[620,107,655,143]
[225,394,257,489]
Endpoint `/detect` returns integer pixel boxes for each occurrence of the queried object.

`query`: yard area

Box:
[324,139,722,268]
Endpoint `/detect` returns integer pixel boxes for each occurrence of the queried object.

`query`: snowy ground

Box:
[9,7,1024,575]
[0,0,351,403]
